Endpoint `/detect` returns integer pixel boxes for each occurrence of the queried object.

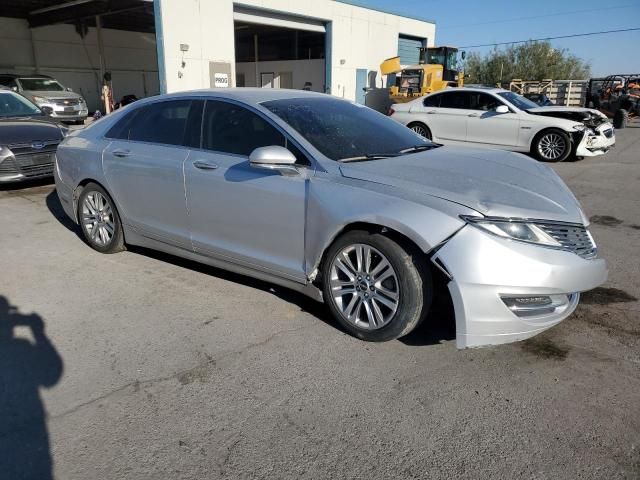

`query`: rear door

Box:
[422,91,471,142]
[465,92,520,147]
[103,99,203,250]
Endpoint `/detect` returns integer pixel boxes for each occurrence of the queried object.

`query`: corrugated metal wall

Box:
[397,35,423,65]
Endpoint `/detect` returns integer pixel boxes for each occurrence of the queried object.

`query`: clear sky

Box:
[355,0,640,76]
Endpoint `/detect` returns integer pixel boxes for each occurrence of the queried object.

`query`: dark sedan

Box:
[0,89,68,182]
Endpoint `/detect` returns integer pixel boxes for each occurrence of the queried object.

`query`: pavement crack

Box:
[50,323,311,420]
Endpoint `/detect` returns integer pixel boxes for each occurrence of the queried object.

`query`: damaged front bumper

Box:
[574,123,615,157]
[432,225,607,349]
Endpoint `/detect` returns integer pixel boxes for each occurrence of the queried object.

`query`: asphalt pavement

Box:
[1,125,639,479]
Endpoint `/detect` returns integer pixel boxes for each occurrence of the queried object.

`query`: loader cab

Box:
[422,46,460,83]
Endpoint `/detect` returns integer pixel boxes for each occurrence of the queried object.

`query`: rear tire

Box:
[408,122,432,140]
[532,129,571,162]
[77,183,125,254]
[613,109,629,129]
[322,230,432,342]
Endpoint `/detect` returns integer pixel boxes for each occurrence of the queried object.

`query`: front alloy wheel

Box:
[329,243,399,330]
[322,231,431,342]
[534,129,571,162]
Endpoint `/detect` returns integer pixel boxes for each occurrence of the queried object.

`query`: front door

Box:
[184,100,308,281]
[102,99,202,249]
[465,92,520,147]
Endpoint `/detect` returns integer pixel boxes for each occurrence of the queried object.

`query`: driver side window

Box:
[202,100,309,164]
[202,100,285,156]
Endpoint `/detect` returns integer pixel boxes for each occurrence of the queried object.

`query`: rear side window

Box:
[105,109,139,140]
[423,94,441,107]
[202,100,284,156]
[440,92,470,109]
[128,100,193,146]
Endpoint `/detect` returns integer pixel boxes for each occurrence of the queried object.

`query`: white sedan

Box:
[389,87,615,162]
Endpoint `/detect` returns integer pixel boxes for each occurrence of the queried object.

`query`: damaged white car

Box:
[390,87,615,162]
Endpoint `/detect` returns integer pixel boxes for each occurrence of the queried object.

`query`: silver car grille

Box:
[52,98,80,106]
[536,222,597,259]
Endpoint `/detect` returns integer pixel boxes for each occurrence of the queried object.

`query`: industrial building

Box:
[0,0,435,111]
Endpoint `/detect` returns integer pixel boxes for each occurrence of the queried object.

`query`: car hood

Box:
[0,117,64,145]
[24,90,80,100]
[339,147,586,224]
[525,106,609,127]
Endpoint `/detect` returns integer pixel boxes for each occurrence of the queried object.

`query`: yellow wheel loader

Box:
[381,46,464,103]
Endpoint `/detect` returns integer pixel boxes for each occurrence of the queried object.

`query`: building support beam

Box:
[254,33,259,87]
[29,28,40,74]
[96,15,107,82]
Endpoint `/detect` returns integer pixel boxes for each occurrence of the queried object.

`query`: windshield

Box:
[497,91,539,111]
[18,78,65,92]
[262,97,431,161]
[0,92,42,117]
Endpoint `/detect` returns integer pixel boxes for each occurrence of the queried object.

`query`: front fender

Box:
[304,173,474,275]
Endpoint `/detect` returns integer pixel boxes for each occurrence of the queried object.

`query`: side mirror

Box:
[249,145,299,176]
[11,86,18,92]
[41,106,54,116]
[66,87,73,92]
[495,105,509,114]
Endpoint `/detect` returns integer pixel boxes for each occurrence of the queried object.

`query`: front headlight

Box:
[59,126,70,137]
[79,97,86,104]
[572,124,586,131]
[461,216,562,247]
[32,95,48,104]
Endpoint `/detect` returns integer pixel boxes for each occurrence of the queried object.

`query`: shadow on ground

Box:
[46,190,456,347]
[0,296,63,480]
[45,190,77,233]
[0,177,54,192]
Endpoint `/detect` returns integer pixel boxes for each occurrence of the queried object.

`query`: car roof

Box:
[428,86,508,94]
[0,73,53,79]
[149,88,333,106]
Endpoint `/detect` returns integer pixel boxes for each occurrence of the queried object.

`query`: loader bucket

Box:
[380,56,402,75]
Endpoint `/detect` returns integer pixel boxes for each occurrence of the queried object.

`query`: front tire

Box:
[77,183,125,253]
[532,129,571,162]
[322,230,432,342]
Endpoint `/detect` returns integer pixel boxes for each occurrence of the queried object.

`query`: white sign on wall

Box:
[214,73,229,88]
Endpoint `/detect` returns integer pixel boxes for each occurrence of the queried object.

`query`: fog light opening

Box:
[501,294,574,317]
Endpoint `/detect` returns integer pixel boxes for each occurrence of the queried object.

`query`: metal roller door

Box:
[397,35,424,65]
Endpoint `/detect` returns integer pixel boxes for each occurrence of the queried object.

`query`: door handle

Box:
[193,160,219,170]
[425,110,437,114]
[468,113,481,117]
[112,149,131,158]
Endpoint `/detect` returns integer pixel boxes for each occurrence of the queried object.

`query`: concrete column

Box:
[29,28,40,73]
[96,15,106,82]
[254,33,259,88]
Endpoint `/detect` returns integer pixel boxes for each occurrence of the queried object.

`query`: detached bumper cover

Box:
[433,225,608,348]
[575,123,615,156]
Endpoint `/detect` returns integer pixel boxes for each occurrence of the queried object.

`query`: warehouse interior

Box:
[234,22,326,93]
[0,0,159,112]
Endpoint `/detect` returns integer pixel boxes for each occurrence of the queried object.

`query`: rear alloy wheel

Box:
[322,231,431,342]
[78,183,125,253]
[408,123,432,140]
[533,129,571,162]
[613,109,628,129]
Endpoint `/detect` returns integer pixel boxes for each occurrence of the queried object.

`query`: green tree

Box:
[464,41,591,86]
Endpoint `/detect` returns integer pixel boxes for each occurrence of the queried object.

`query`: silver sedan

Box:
[54,89,607,348]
